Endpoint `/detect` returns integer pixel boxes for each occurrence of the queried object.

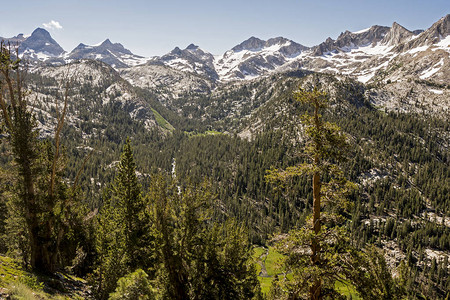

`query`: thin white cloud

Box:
[42,20,63,30]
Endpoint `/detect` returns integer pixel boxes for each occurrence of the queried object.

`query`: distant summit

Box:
[151,44,218,80]
[381,22,414,46]
[67,39,147,68]
[17,28,65,61]
[215,36,308,81]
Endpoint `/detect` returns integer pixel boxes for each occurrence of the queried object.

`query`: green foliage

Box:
[148,174,261,300]
[0,254,88,299]
[349,247,406,299]
[263,247,284,277]
[252,246,287,295]
[265,86,358,299]
[269,226,356,299]
[109,269,154,300]
[334,280,361,300]
[151,108,175,132]
[93,139,154,299]
[0,255,43,290]
[92,205,129,299]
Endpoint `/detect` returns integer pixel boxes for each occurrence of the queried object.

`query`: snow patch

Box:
[433,35,450,51]
[429,89,443,94]
[353,27,371,34]
[357,72,376,83]
[407,45,429,54]
[419,59,444,79]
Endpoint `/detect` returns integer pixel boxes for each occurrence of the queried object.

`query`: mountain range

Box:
[1,14,449,85]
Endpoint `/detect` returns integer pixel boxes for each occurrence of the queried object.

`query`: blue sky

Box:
[3,0,449,56]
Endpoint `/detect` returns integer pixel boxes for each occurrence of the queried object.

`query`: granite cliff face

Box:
[312,25,390,55]
[381,22,414,46]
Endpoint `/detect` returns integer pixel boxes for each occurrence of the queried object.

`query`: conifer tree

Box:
[266,83,409,299]
[113,137,150,268]
[147,174,261,300]
[93,138,152,299]
[266,85,357,299]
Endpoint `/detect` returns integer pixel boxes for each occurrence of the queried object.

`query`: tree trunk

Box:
[310,170,322,300]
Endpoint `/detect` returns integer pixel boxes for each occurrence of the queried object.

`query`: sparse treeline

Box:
[0,43,449,299]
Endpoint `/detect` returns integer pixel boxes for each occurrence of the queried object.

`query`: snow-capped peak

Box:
[214,36,308,81]
[67,38,148,68]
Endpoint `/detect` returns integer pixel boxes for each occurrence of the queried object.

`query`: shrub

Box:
[109,269,154,300]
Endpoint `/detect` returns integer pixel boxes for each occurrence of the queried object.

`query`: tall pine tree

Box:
[93,138,153,299]
[266,84,357,299]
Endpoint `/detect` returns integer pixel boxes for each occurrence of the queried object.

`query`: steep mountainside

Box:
[381,22,415,46]
[311,25,390,56]
[214,37,308,81]
[119,61,215,107]
[29,60,170,137]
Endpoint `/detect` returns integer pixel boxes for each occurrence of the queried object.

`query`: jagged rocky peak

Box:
[19,28,65,56]
[28,28,53,40]
[72,43,90,51]
[152,43,218,80]
[271,37,308,57]
[338,25,390,47]
[0,33,27,44]
[67,38,145,68]
[312,25,389,55]
[165,43,213,60]
[430,14,450,39]
[101,38,113,46]
[169,46,182,55]
[97,39,133,54]
[266,37,290,46]
[214,36,308,82]
[183,44,212,58]
[232,36,266,52]
[312,37,335,55]
[186,43,199,50]
[417,14,449,43]
[397,14,450,51]
[381,22,414,46]
[229,36,307,55]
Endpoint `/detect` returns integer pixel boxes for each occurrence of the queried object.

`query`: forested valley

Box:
[0,42,449,300]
